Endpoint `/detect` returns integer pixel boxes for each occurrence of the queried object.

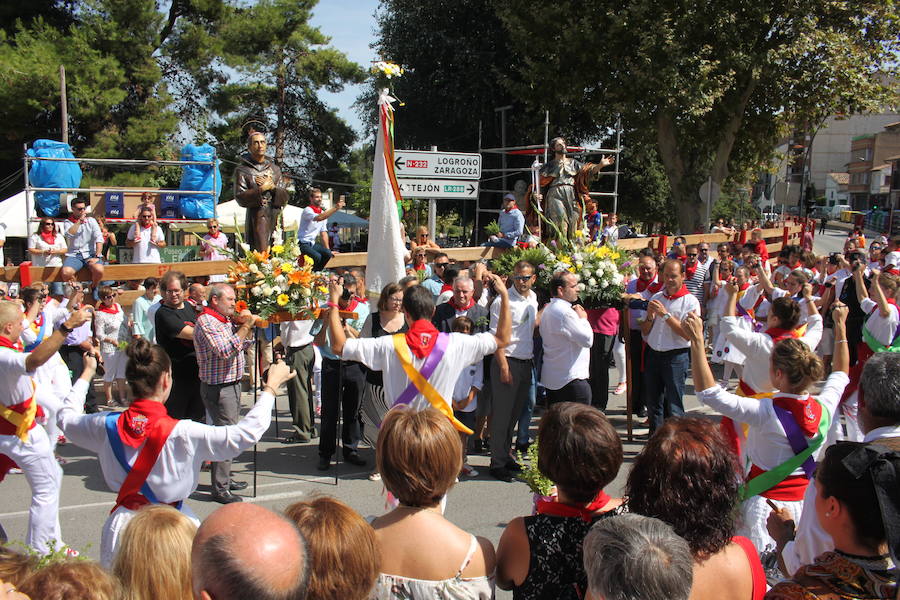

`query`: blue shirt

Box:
[313,300,371,361]
[498,208,524,241]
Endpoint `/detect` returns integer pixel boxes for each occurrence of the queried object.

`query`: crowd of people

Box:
[0,213,898,600]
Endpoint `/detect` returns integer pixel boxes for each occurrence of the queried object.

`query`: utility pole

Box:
[494,105,513,194]
[428,145,437,241]
[59,65,68,144]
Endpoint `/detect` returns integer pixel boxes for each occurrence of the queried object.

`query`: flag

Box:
[366,89,407,295]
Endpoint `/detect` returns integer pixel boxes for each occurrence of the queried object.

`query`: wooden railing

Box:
[2,221,814,307]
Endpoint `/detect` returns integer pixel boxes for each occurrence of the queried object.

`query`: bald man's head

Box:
[192,503,309,600]
[0,301,24,341]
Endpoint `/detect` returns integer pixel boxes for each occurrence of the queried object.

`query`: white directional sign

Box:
[394,150,482,180]
[397,178,479,199]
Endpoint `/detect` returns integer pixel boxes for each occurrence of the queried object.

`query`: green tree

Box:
[496,0,899,233]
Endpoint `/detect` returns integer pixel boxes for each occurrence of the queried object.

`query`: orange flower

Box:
[288,270,312,286]
[273,266,282,276]
[235,300,248,312]
[251,249,270,262]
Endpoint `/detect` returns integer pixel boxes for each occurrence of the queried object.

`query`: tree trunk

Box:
[656,110,703,233]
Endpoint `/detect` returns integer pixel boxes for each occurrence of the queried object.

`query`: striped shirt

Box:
[684,262,709,305]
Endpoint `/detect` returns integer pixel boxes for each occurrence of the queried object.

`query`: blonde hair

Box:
[377,407,462,507]
[0,301,22,328]
[771,338,824,392]
[0,545,38,586]
[878,272,900,295]
[112,505,197,600]
[284,497,379,600]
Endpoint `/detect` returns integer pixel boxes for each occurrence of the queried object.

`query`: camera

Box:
[828,253,840,265]
[629,298,650,311]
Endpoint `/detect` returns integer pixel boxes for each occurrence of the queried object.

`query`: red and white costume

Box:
[57,380,277,566]
[0,338,65,555]
[697,370,848,554]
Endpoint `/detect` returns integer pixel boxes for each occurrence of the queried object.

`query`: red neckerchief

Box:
[68,215,80,224]
[341,297,359,313]
[684,261,698,279]
[354,295,368,304]
[790,262,801,270]
[207,230,220,240]
[39,230,57,245]
[504,203,518,213]
[449,296,475,312]
[739,282,750,291]
[414,263,426,271]
[663,285,690,300]
[116,399,177,448]
[33,313,44,328]
[764,327,799,343]
[440,283,453,294]
[96,302,120,315]
[772,394,821,437]
[536,491,612,523]
[200,306,229,324]
[308,204,323,215]
[405,319,439,359]
[0,336,24,352]
[635,277,661,294]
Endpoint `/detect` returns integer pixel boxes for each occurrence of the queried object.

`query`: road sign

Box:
[394,150,482,179]
[397,178,479,199]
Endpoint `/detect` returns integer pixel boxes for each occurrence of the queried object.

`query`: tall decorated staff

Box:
[366,83,408,295]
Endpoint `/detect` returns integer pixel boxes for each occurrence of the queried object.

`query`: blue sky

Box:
[309,0,380,141]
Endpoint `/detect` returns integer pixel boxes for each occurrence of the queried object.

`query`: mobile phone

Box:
[629,299,650,311]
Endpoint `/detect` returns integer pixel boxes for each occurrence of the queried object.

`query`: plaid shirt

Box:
[193,312,253,385]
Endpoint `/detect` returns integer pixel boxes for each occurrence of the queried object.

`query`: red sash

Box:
[111,411,179,513]
[747,464,809,500]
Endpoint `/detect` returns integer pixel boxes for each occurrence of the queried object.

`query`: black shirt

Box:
[155,303,198,366]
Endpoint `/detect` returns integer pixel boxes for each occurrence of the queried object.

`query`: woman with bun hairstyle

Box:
[682,304,850,556]
[56,337,296,567]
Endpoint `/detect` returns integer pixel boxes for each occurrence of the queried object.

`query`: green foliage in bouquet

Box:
[515,438,554,497]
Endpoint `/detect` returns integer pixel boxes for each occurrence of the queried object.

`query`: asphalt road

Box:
[2,376,719,598]
[5,228,855,595]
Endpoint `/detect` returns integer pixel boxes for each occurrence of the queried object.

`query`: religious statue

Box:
[529,137,614,241]
[234,131,290,251]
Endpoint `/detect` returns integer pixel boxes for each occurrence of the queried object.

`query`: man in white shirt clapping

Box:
[538,271,593,405]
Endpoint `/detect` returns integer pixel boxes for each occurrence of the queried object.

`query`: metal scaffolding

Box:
[476,111,623,238]
[22,152,219,238]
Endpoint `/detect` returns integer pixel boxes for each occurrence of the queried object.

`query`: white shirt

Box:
[0,348,38,408]
[341,331,497,413]
[645,291,701,352]
[721,314,823,394]
[861,297,900,346]
[29,232,67,267]
[58,379,275,504]
[489,287,537,360]
[782,424,900,575]
[452,361,483,412]
[126,223,164,263]
[281,320,315,348]
[697,371,848,475]
[298,207,327,244]
[538,298,593,390]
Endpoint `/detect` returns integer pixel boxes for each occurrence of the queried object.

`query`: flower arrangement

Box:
[209,222,329,320]
[490,240,633,307]
[551,242,630,308]
[372,60,404,79]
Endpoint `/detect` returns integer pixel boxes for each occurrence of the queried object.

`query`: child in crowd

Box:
[450,316,482,478]
[132,191,157,222]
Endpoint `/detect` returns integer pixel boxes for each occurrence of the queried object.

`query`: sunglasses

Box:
[208,226,219,229]
[513,275,533,281]
[102,294,115,299]
[434,262,448,268]
[686,253,698,257]
[41,222,54,226]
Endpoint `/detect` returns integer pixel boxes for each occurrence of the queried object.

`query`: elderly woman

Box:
[765,441,898,599]
[627,417,766,600]
[56,337,296,567]
[496,402,624,599]
[369,407,495,599]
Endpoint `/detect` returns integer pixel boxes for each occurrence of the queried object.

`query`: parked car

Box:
[830,204,851,219]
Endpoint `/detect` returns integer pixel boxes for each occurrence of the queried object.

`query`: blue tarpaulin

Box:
[27,139,82,217]
[178,143,221,219]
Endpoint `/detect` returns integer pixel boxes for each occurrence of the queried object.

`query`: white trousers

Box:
[738,494,804,555]
[0,427,63,554]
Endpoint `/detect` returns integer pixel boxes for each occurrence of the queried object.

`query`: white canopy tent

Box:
[0,191,32,237]
[166,199,306,233]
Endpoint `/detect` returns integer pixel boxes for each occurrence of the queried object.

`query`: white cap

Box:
[885,252,900,267]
